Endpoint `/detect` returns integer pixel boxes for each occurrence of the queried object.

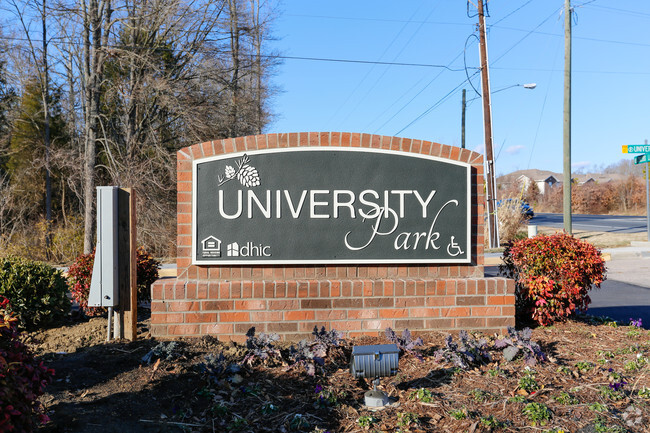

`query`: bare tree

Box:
[7,0,55,255]
[1,0,279,259]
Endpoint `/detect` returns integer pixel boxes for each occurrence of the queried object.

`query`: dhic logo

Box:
[226,241,271,257]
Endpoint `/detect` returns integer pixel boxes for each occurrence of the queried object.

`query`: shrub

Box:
[135,247,160,301]
[500,232,606,326]
[0,297,55,431]
[67,252,95,314]
[0,256,69,329]
[67,247,160,314]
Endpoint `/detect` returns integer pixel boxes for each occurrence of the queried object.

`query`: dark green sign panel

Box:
[193,149,470,264]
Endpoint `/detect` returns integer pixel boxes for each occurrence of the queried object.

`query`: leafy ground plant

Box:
[288,339,325,376]
[409,387,436,403]
[495,326,547,365]
[433,330,491,369]
[522,402,551,426]
[397,412,419,428]
[197,352,242,384]
[357,415,378,428]
[141,341,185,364]
[448,407,469,420]
[288,326,343,376]
[243,327,281,366]
[518,369,540,393]
[480,414,504,429]
[386,327,424,361]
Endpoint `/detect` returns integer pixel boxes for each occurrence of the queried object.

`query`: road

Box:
[587,257,650,328]
[532,213,647,234]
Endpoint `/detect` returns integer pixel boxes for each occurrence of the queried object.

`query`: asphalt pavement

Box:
[532,213,647,234]
[587,257,650,328]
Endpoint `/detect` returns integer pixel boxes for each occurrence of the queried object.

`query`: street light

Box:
[460,83,536,249]
[461,83,536,148]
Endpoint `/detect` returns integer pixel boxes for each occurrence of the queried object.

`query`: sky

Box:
[265,0,650,176]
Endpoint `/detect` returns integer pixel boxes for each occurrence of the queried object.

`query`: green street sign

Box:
[623,144,650,153]
[634,152,650,164]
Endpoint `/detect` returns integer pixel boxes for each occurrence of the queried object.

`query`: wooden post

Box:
[118,188,137,341]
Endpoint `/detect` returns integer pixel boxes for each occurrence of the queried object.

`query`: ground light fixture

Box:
[349,344,400,407]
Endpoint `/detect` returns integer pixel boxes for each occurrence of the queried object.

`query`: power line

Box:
[338,2,444,125]
[0,33,477,70]
[390,1,547,136]
[394,72,478,136]
[527,38,563,169]
[371,48,471,133]
[489,0,535,26]
[490,65,650,75]
[491,8,561,65]
[325,1,429,125]
[283,13,470,27]
[582,4,650,18]
[491,25,650,48]
[269,55,473,70]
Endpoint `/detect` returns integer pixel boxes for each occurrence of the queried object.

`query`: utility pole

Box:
[477,0,498,248]
[563,0,572,234]
[461,89,466,149]
[644,139,650,242]
[646,139,649,242]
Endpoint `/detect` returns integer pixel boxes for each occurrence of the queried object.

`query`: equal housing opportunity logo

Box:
[193,148,471,264]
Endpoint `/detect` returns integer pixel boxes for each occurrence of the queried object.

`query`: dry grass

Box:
[535,226,647,249]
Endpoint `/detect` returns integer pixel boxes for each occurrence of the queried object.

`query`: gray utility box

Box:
[350,344,399,379]
[88,187,119,307]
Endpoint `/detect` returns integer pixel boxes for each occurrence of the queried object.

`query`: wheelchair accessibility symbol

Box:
[446,236,464,257]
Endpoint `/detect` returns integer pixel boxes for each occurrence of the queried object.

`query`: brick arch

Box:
[151,132,514,341]
[180,132,483,166]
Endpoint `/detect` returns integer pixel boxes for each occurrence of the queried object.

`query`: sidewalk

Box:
[602,241,650,260]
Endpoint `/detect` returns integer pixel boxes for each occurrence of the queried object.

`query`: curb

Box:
[603,248,650,260]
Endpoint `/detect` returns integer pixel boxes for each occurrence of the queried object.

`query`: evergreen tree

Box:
[5,78,69,227]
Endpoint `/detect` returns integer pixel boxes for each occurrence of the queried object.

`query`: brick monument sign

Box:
[150,132,514,341]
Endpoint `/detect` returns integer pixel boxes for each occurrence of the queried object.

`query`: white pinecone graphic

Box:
[237,164,260,187]
[218,154,261,187]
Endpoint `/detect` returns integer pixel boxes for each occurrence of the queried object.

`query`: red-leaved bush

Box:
[0,297,54,431]
[67,251,96,314]
[67,247,160,314]
[500,232,606,326]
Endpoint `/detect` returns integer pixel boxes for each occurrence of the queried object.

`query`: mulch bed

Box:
[29,315,649,432]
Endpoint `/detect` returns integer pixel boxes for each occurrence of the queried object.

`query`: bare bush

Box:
[497,199,526,243]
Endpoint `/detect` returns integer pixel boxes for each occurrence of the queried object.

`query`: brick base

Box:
[150,277,515,341]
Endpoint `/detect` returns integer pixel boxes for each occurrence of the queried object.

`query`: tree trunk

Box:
[41,0,53,257]
[82,0,112,253]
[228,0,240,138]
